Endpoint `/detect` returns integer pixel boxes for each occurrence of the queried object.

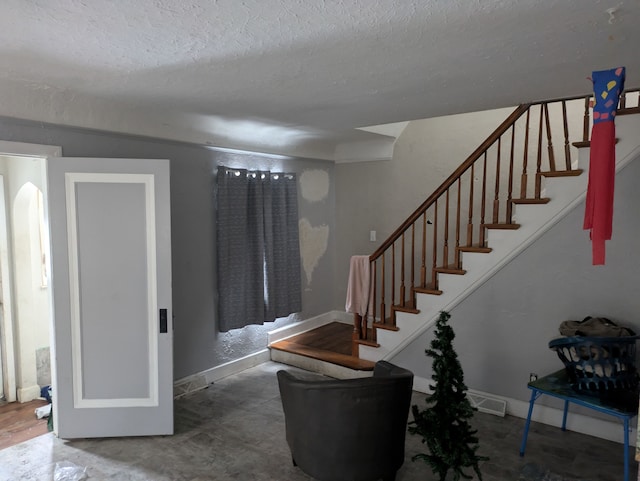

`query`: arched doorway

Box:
[12,181,52,402]
[0,140,59,407]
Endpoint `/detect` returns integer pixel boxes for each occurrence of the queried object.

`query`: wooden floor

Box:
[270,321,376,370]
[0,399,50,450]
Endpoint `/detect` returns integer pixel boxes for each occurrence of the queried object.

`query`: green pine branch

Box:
[408,311,489,481]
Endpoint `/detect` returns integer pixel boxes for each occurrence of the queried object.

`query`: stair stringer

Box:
[360,113,640,362]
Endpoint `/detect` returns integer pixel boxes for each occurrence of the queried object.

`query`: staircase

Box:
[271,88,640,375]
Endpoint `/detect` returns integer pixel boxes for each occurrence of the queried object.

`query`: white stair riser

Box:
[361,114,640,363]
[271,349,372,379]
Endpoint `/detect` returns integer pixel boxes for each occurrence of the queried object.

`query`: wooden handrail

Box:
[370,87,640,263]
[370,103,531,261]
[354,87,640,348]
[529,88,636,106]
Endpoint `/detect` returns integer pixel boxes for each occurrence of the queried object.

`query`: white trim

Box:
[66,172,159,408]
[175,310,352,398]
[0,175,16,402]
[506,394,636,447]
[332,310,354,324]
[0,142,61,403]
[65,173,85,408]
[144,175,159,406]
[411,375,433,394]
[270,348,372,379]
[267,310,349,344]
[412,375,636,446]
[16,384,41,403]
[202,350,271,383]
[77,397,160,409]
[383,134,640,362]
[0,140,61,158]
[174,349,272,398]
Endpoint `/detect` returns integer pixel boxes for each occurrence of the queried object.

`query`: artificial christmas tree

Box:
[408,311,487,480]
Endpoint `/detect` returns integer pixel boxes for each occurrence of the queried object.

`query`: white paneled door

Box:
[47,158,173,438]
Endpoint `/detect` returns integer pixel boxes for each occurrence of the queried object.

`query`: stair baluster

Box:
[351,90,639,356]
[479,153,488,246]
[455,178,462,268]
[520,109,531,199]
[544,103,556,172]
[466,163,475,246]
[506,124,516,223]
[562,100,571,170]
[534,104,544,197]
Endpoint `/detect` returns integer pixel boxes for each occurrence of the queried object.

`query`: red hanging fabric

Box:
[583,121,615,265]
[583,67,625,265]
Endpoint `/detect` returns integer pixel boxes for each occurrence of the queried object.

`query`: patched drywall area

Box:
[36,347,51,387]
[299,218,329,287]
[300,169,330,203]
[298,169,331,289]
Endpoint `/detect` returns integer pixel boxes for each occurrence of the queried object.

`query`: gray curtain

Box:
[216,166,302,332]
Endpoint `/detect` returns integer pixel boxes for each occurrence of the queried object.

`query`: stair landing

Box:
[270,322,375,376]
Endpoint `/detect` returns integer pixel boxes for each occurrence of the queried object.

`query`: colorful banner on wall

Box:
[583,66,625,265]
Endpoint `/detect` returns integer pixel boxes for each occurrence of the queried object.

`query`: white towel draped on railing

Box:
[345,255,372,317]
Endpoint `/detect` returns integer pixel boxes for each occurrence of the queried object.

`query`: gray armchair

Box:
[277,361,414,481]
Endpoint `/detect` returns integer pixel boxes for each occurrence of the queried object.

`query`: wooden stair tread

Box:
[269,322,376,370]
[572,140,590,148]
[373,320,400,331]
[392,304,420,315]
[353,339,380,348]
[413,285,443,295]
[483,223,520,230]
[573,138,619,148]
[435,266,466,275]
[511,197,551,205]
[540,169,583,177]
[458,246,492,253]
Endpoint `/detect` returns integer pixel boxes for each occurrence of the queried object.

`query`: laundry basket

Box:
[548,335,639,393]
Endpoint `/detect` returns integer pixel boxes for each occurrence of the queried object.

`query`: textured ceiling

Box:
[0,0,638,160]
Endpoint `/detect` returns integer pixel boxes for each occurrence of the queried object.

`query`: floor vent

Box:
[468,392,507,417]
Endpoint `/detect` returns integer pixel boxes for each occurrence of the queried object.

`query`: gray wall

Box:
[0,117,335,380]
[392,152,640,405]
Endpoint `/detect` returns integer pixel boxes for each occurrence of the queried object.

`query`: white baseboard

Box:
[17,384,41,403]
[332,310,354,324]
[267,310,350,344]
[174,344,636,446]
[175,310,348,398]
[505,392,637,447]
[173,349,271,398]
[413,375,636,446]
[174,310,354,398]
[174,312,638,448]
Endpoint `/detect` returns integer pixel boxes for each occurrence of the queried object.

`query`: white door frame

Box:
[0,175,9,401]
[0,141,61,403]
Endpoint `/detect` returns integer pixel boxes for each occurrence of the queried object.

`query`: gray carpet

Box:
[519,463,586,481]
